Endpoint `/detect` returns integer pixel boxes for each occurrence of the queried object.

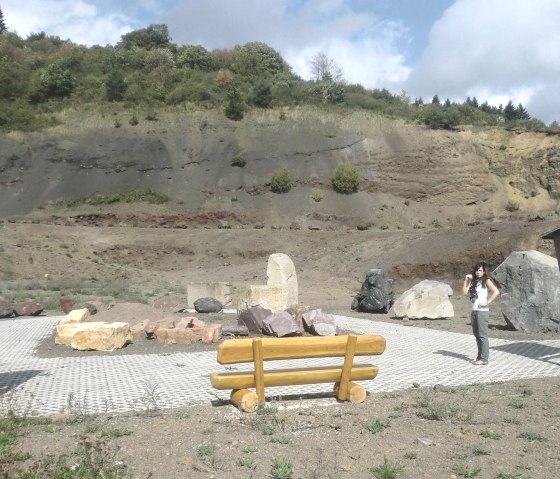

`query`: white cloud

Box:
[1,0,148,45]
[165,0,411,88]
[404,0,560,122]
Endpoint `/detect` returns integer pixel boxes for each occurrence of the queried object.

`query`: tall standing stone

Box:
[267,253,298,307]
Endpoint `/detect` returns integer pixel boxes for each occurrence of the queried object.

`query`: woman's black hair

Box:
[468,262,488,303]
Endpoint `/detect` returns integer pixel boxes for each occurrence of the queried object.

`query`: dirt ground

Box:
[1,210,560,478]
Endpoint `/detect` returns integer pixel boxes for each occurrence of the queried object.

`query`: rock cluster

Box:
[0,300,44,318]
[238,306,338,337]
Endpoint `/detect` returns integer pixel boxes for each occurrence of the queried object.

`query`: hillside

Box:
[0,107,558,308]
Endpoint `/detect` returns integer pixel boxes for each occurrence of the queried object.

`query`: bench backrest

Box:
[216,334,386,364]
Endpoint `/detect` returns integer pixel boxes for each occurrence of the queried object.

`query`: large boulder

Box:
[238,307,272,334]
[56,322,132,351]
[393,280,454,319]
[0,300,14,318]
[262,311,301,337]
[193,297,223,313]
[351,269,394,313]
[493,250,560,332]
[14,301,44,316]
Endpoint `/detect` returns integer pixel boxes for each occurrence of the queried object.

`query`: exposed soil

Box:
[1,111,559,478]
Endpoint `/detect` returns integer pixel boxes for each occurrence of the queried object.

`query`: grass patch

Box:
[269,458,293,479]
[479,429,502,440]
[55,189,169,207]
[368,456,403,479]
[452,463,482,477]
[518,431,546,442]
[363,419,391,434]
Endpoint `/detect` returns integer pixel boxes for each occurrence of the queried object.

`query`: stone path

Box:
[1,315,559,416]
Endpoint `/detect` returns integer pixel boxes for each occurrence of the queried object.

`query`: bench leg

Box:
[336,334,358,401]
[253,338,266,408]
[231,389,259,413]
[334,382,367,403]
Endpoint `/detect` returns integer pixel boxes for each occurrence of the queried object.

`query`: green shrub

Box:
[231,155,247,167]
[505,200,519,212]
[332,162,361,193]
[270,167,292,193]
[311,190,323,202]
[129,113,139,126]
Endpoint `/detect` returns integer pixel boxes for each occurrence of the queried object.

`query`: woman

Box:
[462,262,500,365]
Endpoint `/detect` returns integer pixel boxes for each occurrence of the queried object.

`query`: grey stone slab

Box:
[0,315,559,416]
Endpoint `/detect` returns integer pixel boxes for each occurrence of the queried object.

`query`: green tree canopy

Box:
[232,41,287,76]
[0,6,7,33]
[177,44,213,70]
[119,24,170,50]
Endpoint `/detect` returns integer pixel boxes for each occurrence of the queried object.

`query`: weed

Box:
[231,155,247,167]
[452,463,482,477]
[84,423,102,434]
[473,446,490,456]
[271,436,291,444]
[363,418,391,434]
[508,398,525,409]
[496,473,530,479]
[504,417,522,425]
[368,456,403,479]
[311,190,323,202]
[235,457,256,469]
[269,458,293,479]
[261,425,275,435]
[131,376,161,414]
[202,427,215,435]
[480,429,502,440]
[100,428,132,438]
[43,424,61,433]
[243,445,257,453]
[518,431,546,442]
[414,390,461,421]
[518,388,533,397]
[175,411,189,419]
[196,444,215,457]
[404,452,417,460]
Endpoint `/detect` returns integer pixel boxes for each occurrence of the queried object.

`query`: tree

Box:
[232,41,286,76]
[310,52,343,82]
[251,80,272,108]
[503,100,517,121]
[39,63,75,98]
[224,87,244,121]
[517,103,530,120]
[0,6,7,33]
[431,94,440,105]
[119,24,170,50]
[177,45,213,70]
[105,68,126,101]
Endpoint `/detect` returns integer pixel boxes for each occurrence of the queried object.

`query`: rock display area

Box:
[392,280,454,319]
[351,269,394,313]
[493,250,560,333]
[237,253,298,313]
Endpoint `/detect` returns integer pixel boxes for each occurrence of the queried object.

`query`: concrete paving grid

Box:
[1,315,559,416]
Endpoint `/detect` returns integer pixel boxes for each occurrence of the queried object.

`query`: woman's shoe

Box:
[472,359,488,365]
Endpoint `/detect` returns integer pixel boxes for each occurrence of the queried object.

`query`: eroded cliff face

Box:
[1,109,559,227]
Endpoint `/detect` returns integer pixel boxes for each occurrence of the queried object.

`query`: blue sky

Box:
[3,0,560,123]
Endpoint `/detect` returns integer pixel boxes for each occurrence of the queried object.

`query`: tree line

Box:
[0,17,557,133]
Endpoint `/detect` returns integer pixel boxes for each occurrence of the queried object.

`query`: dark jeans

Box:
[471,310,489,362]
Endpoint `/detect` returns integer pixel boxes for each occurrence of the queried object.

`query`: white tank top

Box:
[472,281,489,311]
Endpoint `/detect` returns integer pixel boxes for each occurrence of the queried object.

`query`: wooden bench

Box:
[210,334,386,412]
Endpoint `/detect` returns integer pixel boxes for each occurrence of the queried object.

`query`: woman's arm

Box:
[480,279,500,307]
[462,274,472,295]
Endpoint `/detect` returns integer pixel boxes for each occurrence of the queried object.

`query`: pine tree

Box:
[517,103,530,120]
[431,94,440,105]
[0,6,7,33]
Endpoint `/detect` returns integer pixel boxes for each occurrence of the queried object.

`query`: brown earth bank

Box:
[3,377,559,479]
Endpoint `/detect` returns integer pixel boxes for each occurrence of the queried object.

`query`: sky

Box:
[3,0,560,123]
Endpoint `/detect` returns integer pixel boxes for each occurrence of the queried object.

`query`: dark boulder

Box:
[351,269,394,313]
[194,297,223,313]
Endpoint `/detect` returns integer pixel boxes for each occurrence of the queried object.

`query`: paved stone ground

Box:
[1,315,559,416]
